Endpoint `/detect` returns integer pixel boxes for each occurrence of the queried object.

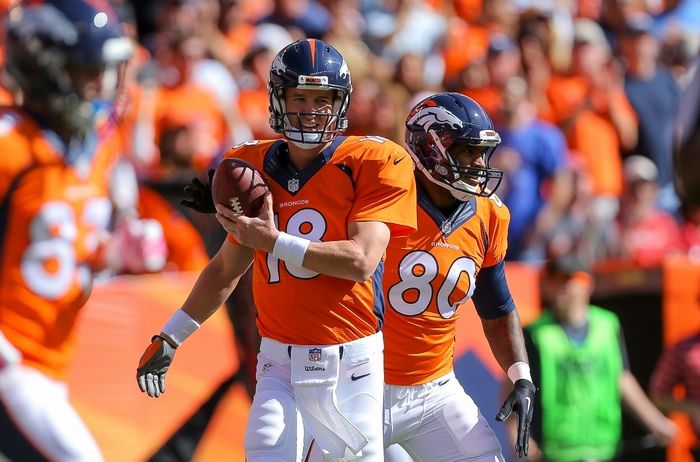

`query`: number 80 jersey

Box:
[383,185,511,385]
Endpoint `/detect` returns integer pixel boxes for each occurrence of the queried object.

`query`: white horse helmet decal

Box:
[339,59,350,81]
[406,104,464,133]
[271,52,287,76]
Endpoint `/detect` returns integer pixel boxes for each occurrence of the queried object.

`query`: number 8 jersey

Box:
[383,185,511,385]
[0,109,118,380]
[222,135,417,346]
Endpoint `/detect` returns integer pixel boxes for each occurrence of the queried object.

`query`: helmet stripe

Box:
[308,38,316,68]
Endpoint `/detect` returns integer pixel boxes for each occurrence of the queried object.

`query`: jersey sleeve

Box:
[482,194,511,267]
[349,141,417,237]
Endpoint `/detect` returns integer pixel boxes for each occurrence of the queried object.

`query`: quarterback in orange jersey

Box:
[136,39,417,462]
[0,2,166,462]
[382,93,536,462]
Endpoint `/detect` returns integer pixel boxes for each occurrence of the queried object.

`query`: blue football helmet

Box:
[4,0,132,137]
[268,39,352,147]
[405,92,503,200]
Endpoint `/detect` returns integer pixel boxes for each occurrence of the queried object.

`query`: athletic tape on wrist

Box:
[272,232,310,268]
[507,361,532,384]
[161,309,200,347]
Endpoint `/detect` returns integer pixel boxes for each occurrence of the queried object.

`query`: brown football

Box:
[211,158,269,217]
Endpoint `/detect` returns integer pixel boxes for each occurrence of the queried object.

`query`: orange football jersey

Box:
[383,186,510,385]
[222,135,417,345]
[0,108,120,380]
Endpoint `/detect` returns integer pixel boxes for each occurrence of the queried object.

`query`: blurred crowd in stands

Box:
[3,0,699,270]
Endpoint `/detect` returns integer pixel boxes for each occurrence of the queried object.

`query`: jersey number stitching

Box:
[21,198,111,299]
[388,250,477,319]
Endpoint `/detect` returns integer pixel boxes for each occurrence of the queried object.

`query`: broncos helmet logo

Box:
[271,52,287,76]
[406,106,464,133]
[339,59,350,80]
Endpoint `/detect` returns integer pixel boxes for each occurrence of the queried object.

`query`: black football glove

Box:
[496,379,537,458]
[180,168,216,215]
[136,335,177,398]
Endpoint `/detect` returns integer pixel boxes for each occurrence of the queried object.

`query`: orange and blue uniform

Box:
[382,185,513,460]
[0,108,119,381]
[383,185,510,385]
[222,135,417,345]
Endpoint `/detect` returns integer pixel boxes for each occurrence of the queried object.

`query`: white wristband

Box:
[161,309,200,347]
[272,232,310,267]
[507,361,532,384]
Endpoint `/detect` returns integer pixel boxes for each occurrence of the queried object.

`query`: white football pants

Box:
[245,333,385,462]
[0,364,103,462]
[384,371,505,462]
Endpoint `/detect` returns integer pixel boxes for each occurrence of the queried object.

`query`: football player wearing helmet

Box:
[382,93,536,461]
[137,39,417,462]
[268,38,352,148]
[0,2,163,461]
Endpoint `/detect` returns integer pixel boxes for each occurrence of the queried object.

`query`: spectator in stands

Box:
[145,32,230,173]
[546,18,637,205]
[259,0,332,39]
[525,156,619,267]
[464,33,522,117]
[615,155,685,267]
[490,76,570,261]
[509,256,677,461]
[618,13,681,213]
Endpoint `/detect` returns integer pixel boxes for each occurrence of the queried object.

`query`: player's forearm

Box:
[179,247,252,325]
[302,239,383,282]
[481,310,529,375]
[277,221,390,282]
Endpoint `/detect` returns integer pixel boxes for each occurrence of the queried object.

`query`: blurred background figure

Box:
[614,155,685,267]
[0,1,166,461]
[651,325,700,462]
[511,256,677,462]
[489,76,570,261]
[618,13,682,214]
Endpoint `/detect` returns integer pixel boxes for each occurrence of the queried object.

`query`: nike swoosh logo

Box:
[438,378,450,386]
[393,157,405,165]
[351,372,371,381]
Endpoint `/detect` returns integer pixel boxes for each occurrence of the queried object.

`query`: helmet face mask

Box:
[268,39,352,148]
[405,93,503,200]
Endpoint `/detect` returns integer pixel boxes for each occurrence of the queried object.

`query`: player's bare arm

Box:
[300,220,391,282]
[178,240,254,325]
[216,196,391,282]
[481,310,529,370]
[137,240,252,398]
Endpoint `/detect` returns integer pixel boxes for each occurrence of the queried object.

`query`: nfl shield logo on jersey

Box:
[308,348,322,362]
[288,178,300,193]
[441,221,452,234]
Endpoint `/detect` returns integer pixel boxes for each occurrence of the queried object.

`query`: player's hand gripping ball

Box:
[211,158,269,217]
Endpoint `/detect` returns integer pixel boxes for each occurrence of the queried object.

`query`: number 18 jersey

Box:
[223,136,417,346]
